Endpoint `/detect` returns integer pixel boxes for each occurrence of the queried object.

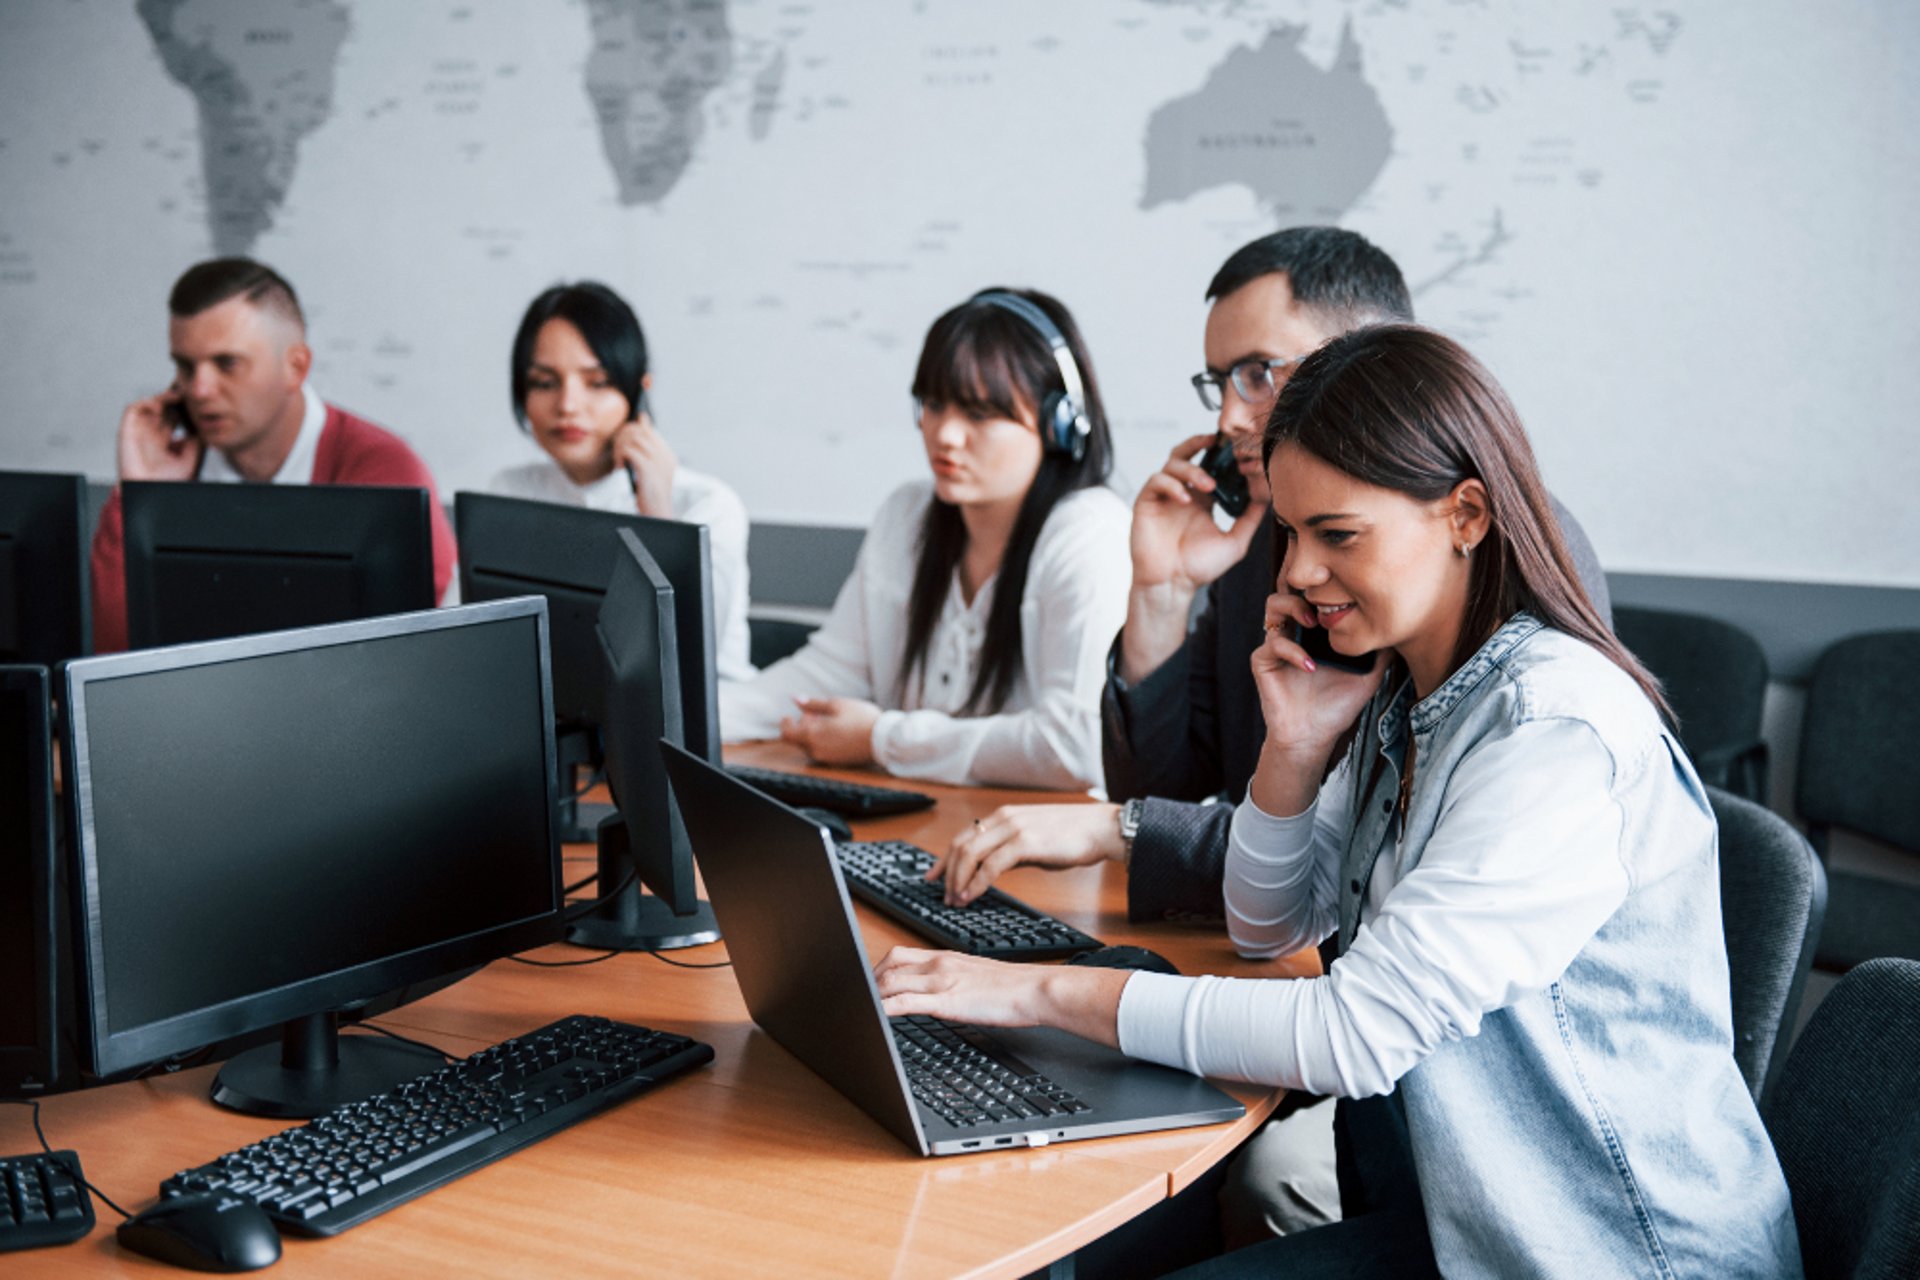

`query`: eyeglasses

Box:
[1189,355,1305,412]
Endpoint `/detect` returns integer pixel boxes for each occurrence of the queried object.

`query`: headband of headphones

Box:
[970,290,1091,462]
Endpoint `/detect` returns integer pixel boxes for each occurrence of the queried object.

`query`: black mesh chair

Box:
[1796,630,1920,971]
[747,614,816,670]
[1709,786,1826,1103]
[1761,957,1920,1280]
[1614,606,1770,801]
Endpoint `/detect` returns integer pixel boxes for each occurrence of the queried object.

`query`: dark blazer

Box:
[1104,495,1612,921]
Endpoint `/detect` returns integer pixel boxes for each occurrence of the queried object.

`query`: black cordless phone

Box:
[1198,434,1251,517]
[1290,620,1379,675]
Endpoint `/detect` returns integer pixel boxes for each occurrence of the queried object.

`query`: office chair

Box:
[1761,957,1920,1280]
[1615,606,1770,801]
[1795,630,1920,971]
[1709,785,1826,1103]
[748,615,817,669]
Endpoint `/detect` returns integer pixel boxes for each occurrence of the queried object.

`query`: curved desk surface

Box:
[6,743,1316,1278]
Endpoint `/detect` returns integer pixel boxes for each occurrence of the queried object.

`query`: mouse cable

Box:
[341,1022,459,1063]
[5,1098,133,1221]
[563,870,599,896]
[509,948,622,967]
[558,867,637,924]
[644,949,732,970]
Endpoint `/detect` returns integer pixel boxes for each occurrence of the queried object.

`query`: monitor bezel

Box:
[62,598,563,1077]
[0,665,60,1095]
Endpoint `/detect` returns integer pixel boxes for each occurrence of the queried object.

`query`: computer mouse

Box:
[1067,945,1181,977]
[795,806,853,843]
[117,1192,283,1272]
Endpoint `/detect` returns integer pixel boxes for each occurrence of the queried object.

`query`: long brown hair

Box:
[1260,324,1670,723]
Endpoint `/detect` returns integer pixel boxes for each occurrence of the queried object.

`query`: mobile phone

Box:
[1197,434,1251,518]
[1290,620,1379,675]
[162,396,198,439]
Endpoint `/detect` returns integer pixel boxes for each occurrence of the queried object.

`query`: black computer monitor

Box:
[120,480,436,650]
[455,492,721,758]
[0,470,90,665]
[0,666,64,1098]
[62,598,562,1118]
[566,530,719,952]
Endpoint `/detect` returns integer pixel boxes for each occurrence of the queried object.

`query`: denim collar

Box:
[1406,611,1544,737]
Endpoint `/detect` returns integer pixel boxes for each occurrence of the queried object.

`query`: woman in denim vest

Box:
[877,325,1801,1278]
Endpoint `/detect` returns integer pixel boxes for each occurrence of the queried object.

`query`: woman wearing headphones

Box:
[490,281,753,682]
[877,326,1799,1276]
[720,287,1130,791]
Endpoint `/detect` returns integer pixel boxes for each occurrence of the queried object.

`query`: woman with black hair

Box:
[720,287,1130,790]
[876,326,1800,1276]
[489,281,753,682]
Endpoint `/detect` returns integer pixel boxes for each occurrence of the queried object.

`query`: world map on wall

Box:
[1,0,1733,559]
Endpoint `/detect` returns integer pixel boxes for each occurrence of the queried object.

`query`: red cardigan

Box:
[90,403,459,653]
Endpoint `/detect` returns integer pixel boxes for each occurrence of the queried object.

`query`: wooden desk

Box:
[6,744,1316,1278]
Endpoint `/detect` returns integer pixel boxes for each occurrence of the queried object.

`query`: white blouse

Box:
[719,480,1132,791]
[488,459,754,685]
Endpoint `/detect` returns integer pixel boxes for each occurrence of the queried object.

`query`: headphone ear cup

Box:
[1038,392,1068,455]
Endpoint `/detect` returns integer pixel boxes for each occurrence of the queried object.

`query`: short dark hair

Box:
[510,282,648,429]
[168,257,305,329]
[1206,227,1413,331]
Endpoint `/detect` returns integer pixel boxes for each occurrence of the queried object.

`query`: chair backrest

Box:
[1797,630,1920,853]
[748,615,817,670]
[1615,606,1769,798]
[1710,785,1826,1102]
[1761,957,1920,1280]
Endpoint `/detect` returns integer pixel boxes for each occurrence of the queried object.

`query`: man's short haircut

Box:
[1206,226,1414,330]
[168,257,305,331]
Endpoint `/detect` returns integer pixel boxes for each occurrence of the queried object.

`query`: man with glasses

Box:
[929,227,1610,1245]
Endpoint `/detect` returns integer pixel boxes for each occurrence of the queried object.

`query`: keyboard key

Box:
[0,1152,96,1253]
[726,765,935,817]
[836,841,1102,960]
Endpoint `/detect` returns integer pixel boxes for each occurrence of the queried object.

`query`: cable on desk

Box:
[343,1022,459,1063]
[646,950,732,970]
[6,1098,132,1221]
[564,870,597,896]
[509,948,622,967]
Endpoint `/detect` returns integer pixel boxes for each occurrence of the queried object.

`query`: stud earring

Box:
[1457,543,1473,558]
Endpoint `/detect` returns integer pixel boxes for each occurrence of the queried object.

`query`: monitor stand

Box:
[211,1010,444,1119]
[565,814,720,952]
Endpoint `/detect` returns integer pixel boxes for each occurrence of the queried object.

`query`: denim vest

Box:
[1338,614,1801,1278]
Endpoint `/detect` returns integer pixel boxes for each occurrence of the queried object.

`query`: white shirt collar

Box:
[198,384,325,484]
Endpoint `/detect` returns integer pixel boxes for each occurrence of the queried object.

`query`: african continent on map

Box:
[585,0,733,206]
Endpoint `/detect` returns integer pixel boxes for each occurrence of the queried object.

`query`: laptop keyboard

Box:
[836,841,1103,960]
[891,1016,1090,1129]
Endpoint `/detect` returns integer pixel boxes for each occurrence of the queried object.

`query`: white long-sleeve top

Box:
[488,459,754,685]
[1115,716,1635,1097]
[719,480,1131,791]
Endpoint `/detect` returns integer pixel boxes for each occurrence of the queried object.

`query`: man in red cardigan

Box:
[91,258,458,652]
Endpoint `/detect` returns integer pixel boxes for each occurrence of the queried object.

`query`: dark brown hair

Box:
[898,287,1114,714]
[1260,324,1669,722]
[168,257,304,330]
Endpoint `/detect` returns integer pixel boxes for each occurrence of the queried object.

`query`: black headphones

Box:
[965,290,1092,463]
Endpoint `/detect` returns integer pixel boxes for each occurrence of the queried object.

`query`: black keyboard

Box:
[727,764,935,817]
[160,1015,712,1237]
[891,1016,1089,1128]
[837,840,1103,960]
[0,1151,94,1252]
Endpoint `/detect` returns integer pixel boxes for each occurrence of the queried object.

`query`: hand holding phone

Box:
[1290,618,1379,675]
[1197,434,1251,517]
[116,389,203,482]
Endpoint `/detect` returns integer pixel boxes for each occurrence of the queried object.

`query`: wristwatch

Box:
[1118,798,1144,868]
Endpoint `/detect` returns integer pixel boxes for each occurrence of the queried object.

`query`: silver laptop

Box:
[662,743,1244,1156]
